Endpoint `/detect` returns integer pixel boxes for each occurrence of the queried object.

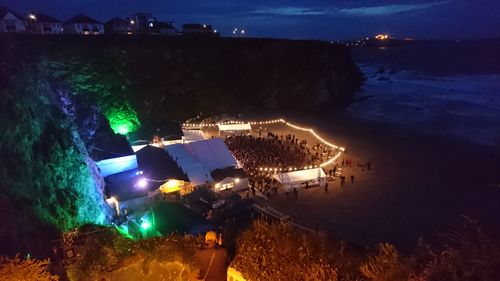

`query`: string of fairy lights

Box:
[182,118,345,172]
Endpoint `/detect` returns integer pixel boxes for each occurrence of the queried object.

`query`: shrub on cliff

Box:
[409,218,500,281]
[231,219,359,281]
[0,255,59,281]
[67,225,202,281]
[360,243,413,281]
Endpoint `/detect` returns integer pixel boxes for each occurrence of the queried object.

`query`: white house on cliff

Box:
[0,7,25,33]
[63,14,104,35]
[30,13,63,34]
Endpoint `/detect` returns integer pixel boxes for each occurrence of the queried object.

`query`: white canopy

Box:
[182,129,205,143]
[218,123,251,131]
[165,138,237,186]
[273,168,326,189]
[96,155,138,177]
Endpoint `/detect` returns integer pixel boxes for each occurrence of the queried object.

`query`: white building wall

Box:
[96,155,138,177]
[36,23,63,34]
[214,177,249,192]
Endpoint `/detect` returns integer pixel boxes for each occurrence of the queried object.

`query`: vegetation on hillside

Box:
[231,218,500,281]
[0,255,59,281]
[0,218,498,280]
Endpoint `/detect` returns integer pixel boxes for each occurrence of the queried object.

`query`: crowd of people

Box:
[225,132,322,174]
[224,130,340,197]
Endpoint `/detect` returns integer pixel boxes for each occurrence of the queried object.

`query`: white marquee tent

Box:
[165,138,237,186]
[218,123,251,132]
[273,167,326,191]
[182,129,205,143]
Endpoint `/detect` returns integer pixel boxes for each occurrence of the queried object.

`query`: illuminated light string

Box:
[140,177,175,183]
[182,118,346,169]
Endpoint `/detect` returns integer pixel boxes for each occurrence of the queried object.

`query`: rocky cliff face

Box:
[4,35,362,128]
[0,41,112,257]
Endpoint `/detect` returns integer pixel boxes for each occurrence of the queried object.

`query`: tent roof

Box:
[273,168,326,184]
[218,123,251,131]
[136,145,188,181]
[105,168,153,201]
[182,129,205,143]
[165,138,237,186]
[183,138,237,171]
[211,167,247,182]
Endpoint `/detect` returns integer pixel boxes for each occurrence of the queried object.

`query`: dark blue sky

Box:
[3,0,500,40]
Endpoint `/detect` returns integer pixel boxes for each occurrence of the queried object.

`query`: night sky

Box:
[3,0,500,40]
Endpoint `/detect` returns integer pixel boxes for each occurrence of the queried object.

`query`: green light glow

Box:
[117,125,130,135]
[105,103,141,135]
[141,219,151,230]
[114,225,135,240]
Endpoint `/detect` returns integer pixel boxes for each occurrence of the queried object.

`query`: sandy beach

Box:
[238,111,500,253]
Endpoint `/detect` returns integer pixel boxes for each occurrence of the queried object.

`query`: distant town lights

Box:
[149,22,154,27]
[375,34,389,40]
[130,20,135,24]
[28,14,36,20]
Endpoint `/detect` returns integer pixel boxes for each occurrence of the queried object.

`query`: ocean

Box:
[349,40,500,147]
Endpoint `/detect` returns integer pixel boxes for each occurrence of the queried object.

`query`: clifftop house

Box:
[150,21,178,36]
[63,14,104,35]
[105,17,130,34]
[29,13,62,34]
[127,13,155,34]
[182,23,218,36]
[0,6,25,33]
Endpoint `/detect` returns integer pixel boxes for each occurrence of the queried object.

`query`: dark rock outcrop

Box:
[1,35,363,129]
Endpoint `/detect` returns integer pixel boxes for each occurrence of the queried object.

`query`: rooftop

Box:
[105,145,187,201]
[33,13,60,23]
[211,167,247,182]
[64,14,101,24]
[0,6,24,19]
[105,17,128,25]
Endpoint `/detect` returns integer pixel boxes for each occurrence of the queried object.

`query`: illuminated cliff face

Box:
[42,57,141,135]
[0,53,112,256]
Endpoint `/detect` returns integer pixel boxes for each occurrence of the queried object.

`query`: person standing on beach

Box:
[340,176,345,186]
[324,182,328,193]
[351,175,355,184]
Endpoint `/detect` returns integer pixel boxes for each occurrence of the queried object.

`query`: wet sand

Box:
[242,111,500,252]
